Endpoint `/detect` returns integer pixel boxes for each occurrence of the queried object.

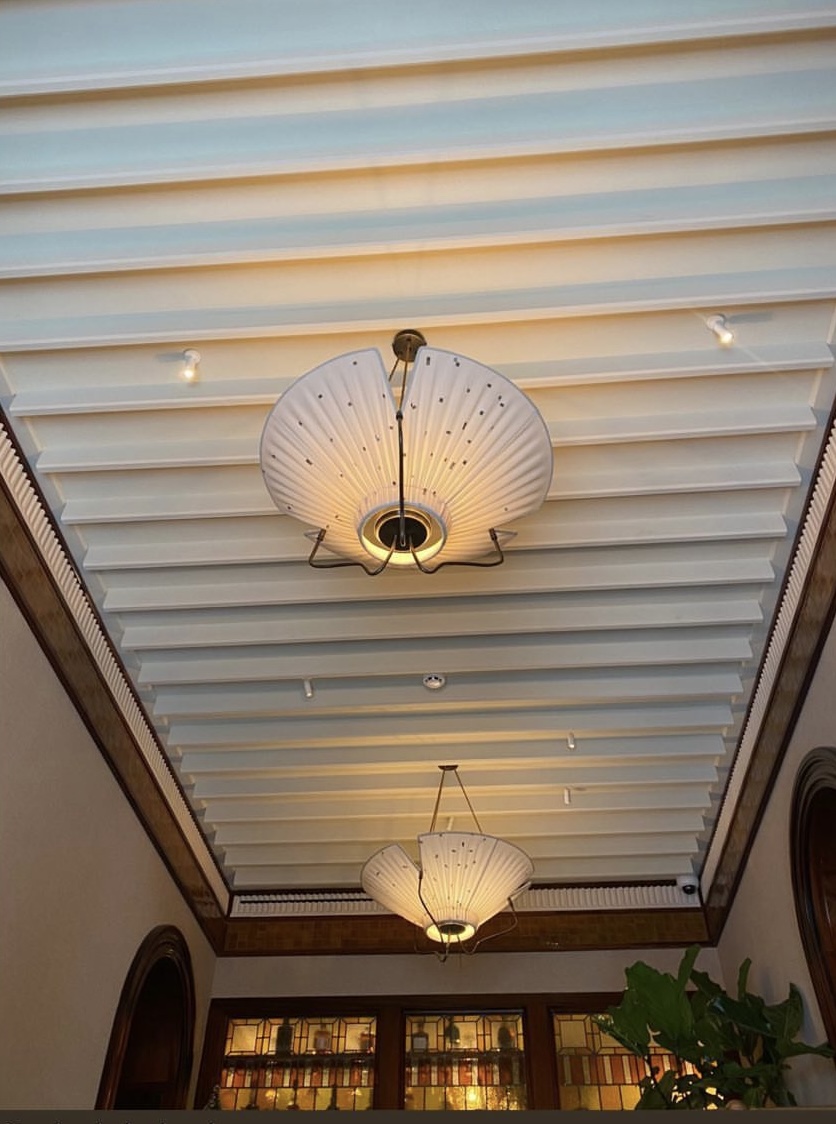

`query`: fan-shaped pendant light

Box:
[260,331,552,573]
[361,766,533,950]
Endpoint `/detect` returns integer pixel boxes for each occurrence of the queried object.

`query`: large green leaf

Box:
[764,984,804,1047]
[636,1069,677,1109]
[737,957,751,1001]
[623,961,694,1052]
[676,945,701,990]
[594,986,651,1056]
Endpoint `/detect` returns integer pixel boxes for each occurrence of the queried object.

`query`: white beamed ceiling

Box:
[2,0,836,898]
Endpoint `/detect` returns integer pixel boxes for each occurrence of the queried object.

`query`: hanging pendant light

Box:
[260,331,552,573]
[361,766,533,948]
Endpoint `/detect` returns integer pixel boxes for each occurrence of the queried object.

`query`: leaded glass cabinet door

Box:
[404,1011,527,1110]
[553,1012,643,1110]
[218,1014,377,1109]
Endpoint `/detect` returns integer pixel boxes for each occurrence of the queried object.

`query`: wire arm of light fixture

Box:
[430,763,483,832]
[416,765,521,961]
[415,866,522,962]
[304,330,511,574]
[306,527,395,575]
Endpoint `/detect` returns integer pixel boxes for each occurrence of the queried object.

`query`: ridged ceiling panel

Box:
[1,0,835,899]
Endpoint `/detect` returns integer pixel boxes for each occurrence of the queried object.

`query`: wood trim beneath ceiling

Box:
[702,426,836,940]
[0,414,227,953]
[219,908,708,956]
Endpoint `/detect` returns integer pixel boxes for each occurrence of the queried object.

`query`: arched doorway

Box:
[791,748,836,1051]
[96,925,195,1109]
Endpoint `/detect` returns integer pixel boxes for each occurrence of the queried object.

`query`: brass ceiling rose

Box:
[391,328,427,364]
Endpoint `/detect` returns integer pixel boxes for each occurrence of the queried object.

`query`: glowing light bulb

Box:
[180,348,201,382]
[706,314,734,348]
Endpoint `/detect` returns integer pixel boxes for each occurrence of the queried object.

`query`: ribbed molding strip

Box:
[230,882,694,918]
[701,413,836,894]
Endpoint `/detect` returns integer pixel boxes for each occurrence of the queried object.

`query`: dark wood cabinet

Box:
[196,993,623,1110]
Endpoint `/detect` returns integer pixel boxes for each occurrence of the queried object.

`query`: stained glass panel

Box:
[218,1015,376,1110]
[553,1013,696,1111]
[404,1011,526,1111]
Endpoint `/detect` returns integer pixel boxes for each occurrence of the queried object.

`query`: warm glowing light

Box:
[180,348,201,382]
[260,344,552,571]
[705,314,734,347]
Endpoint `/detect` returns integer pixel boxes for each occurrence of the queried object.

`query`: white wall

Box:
[717,615,836,1106]
[0,580,216,1109]
[214,943,722,998]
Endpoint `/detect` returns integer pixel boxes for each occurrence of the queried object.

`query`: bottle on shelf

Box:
[497,1018,516,1051]
[276,1017,294,1055]
[411,1020,429,1053]
[443,1016,461,1049]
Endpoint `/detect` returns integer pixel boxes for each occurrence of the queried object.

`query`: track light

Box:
[705,314,734,348]
[180,348,201,382]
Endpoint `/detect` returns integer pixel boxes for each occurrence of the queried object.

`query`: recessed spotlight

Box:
[705,314,734,348]
[422,673,446,691]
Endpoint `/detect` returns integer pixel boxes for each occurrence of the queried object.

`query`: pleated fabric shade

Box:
[260,344,552,569]
[361,831,534,944]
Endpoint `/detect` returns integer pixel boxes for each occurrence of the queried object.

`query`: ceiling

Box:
[2,0,836,938]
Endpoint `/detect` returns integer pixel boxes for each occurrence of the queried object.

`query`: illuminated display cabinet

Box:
[214,1015,377,1111]
[197,995,650,1111]
[404,1012,526,1111]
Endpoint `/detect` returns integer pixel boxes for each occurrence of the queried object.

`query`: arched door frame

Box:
[96,924,196,1109]
[791,747,836,1054]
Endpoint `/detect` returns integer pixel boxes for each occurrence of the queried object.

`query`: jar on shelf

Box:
[411,1020,429,1053]
[496,1018,516,1051]
[313,1025,332,1053]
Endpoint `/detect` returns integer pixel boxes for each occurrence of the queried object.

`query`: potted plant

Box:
[594,945,832,1108]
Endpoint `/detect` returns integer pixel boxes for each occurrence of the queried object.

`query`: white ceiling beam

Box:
[122,595,762,650]
[190,760,718,801]
[178,733,726,775]
[229,851,700,887]
[220,830,703,870]
[9,342,832,417]
[4,176,835,279]
[201,782,715,824]
[212,807,707,847]
[60,459,801,523]
[171,703,733,753]
[198,782,714,827]
[32,404,815,474]
[4,69,835,194]
[4,266,836,351]
[143,635,752,687]
[152,671,744,720]
[4,0,831,98]
[108,551,775,613]
[87,511,786,571]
